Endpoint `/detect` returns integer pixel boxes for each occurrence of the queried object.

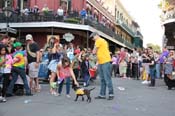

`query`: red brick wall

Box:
[30,0,60,11]
[29,0,86,13]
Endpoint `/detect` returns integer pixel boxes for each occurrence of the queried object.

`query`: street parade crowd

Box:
[0,32,174,103]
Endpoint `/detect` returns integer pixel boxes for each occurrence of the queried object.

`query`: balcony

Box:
[116,18,136,37]
[161,9,175,23]
[0,12,134,48]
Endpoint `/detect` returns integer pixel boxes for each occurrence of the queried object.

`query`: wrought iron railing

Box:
[0,12,135,48]
[116,18,135,37]
[161,9,175,22]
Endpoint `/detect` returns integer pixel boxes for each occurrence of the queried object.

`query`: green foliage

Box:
[64,18,81,24]
[146,43,161,53]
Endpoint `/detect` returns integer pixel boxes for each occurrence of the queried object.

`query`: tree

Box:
[146,43,161,53]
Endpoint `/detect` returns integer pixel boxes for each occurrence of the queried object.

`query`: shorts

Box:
[28,62,39,78]
[48,60,61,73]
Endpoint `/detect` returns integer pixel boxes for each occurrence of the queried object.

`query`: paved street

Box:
[0,78,175,116]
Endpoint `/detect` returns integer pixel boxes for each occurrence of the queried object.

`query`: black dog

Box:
[164,74,175,90]
[73,86,95,102]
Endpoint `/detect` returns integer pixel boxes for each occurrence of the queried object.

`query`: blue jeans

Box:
[84,73,90,85]
[156,63,160,78]
[7,67,31,94]
[150,66,156,79]
[58,77,70,94]
[98,62,114,96]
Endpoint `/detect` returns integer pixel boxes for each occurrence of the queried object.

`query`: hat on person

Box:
[26,34,33,41]
[89,32,98,39]
[13,42,22,48]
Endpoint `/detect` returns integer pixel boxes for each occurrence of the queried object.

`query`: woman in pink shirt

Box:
[57,56,79,98]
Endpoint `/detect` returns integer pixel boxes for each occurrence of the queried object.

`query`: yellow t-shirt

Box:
[95,38,111,64]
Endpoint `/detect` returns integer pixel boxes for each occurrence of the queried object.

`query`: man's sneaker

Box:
[142,80,148,84]
[1,97,6,102]
[95,96,106,99]
[66,94,71,98]
[107,96,114,100]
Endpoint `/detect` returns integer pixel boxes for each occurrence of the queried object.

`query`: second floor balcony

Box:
[161,8,175,23]
[116,18,136,37]
[0,12,135,49]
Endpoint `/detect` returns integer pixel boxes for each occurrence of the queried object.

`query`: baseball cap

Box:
[13,42,22,48]
[89,32,98,39]
[26,34,33,41]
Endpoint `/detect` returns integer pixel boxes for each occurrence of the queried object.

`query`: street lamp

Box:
[3,0,13,35]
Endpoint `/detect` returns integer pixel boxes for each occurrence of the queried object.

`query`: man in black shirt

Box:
[148,47,156,87]
[26,34,40,92]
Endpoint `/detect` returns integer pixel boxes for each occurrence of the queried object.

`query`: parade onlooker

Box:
[42,4,49,15]
[81,54,90,87]
[90,32,114,100]
[131,48,139,80]
[159,47,169,78]
[164,50,175,90]
[71,50,81,88]
[111,53,118,78]
[47,37,62,95]
[80,8,87,24]
[7,42,32,96]
[33,5,39,14]
[57,6,64,16]
[164,51,175,79]
[118,48,127,78]
[126,56,132,78]
[26,34,40,93]
[0,34,10,46]
[57,56,79,98]
[141,48,150,84]
[147,47,156,87]
[155,51,161,79]
[66,43,74,62]
[0,44,13,102]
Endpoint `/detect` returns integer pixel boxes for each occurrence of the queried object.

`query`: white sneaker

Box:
[83,82,87,87]
[66,94,71,98]
[53,92,59,96]
[2,97,6,102]
[142,80,148,84]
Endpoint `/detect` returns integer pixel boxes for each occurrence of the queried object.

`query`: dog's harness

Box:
[75,89,84,95]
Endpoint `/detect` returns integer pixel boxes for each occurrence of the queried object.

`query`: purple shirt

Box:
[159,51,169,63]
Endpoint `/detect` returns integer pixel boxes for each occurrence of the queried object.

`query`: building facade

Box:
[160,0,175,49]
[0,0,143,52]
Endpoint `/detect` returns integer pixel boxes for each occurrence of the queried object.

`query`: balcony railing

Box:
[116,18,135,37]
[161,9,175,22]
[0,12,134,48]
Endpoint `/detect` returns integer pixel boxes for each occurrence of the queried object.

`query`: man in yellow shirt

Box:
[90,32,114,100]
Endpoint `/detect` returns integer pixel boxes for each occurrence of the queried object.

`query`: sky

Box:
[120,0,164,47]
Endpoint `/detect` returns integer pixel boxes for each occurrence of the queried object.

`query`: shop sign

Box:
[63,33,74,42]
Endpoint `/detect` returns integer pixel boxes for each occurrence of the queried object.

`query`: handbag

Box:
[38,63,49,78]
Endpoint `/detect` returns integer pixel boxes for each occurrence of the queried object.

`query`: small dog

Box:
[73,86,95,102]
